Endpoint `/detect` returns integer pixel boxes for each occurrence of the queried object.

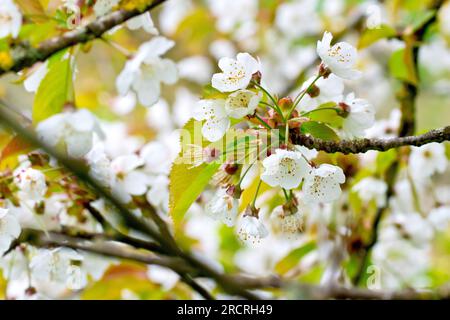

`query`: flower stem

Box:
[299,106,339,118]
[290,74,322,117]
[254,114,272,130]
[252,180,263,207]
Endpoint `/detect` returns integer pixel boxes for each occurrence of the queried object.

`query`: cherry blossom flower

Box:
[36,109,103,158]
[261,149,310,190]
[110,154,150,204]
[409,143,448,182]
[237,214,268,244]
[270,205,303,237]
[211,52,260,92]
[303,164,346,204]
[0,0,22,38]
[116,37,178,107]
[206,188,239,227]
[126,13,158,35]
[317,31,361,80]
[341,93,375,138]
[14,167,47,202]
[30,248,87,293]
[0,208,21,255]
[193,99,229,142]
[353,177,388,206]
[225,89,261,118]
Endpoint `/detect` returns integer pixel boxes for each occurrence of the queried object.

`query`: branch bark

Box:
[291,125,450,154]
[234,275,450,300]
[0,0,167,76]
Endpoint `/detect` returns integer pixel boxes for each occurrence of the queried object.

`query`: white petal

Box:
[123,171,149,195]
[202,117,230,142]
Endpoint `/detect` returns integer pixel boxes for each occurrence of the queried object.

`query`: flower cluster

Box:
[199,31,377,243]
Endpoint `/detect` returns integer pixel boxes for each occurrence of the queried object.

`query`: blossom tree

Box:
[0,0,450,300]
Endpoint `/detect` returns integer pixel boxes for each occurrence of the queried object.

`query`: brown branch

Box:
[0,0,167,76]
[291,125,450,154]
[234,275,450,300]
[20,228,194,274]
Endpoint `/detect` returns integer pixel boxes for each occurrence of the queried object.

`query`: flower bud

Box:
[307,84,320,98]
[278,96,293,112]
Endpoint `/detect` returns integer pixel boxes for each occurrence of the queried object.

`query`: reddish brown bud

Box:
[318,63,332,78]
[224,163,239,175]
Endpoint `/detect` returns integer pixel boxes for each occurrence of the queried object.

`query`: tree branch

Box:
[291,125,450,154]
[20,228,194,273]
[234,275,450,300]
[0,0,167,76]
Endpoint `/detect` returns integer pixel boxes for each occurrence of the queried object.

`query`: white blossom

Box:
[116,37,178,107]
[237,215,268,244]
[36,109,103,158]
[341,93,375,138]
[270,206,303,237]
[225,89,261,118]
[126,13,158,35]
[261,149,310,190]
[30,248,87,293]
[317,31,361,80]
[0,208,21,255]
[409,143,448,183]
[206,188,239,227]
[14,167,47,202]
[0,0,22,38]
[303,164,345,204]
[353,177,388,207]
[211,52,260,92]
[193,99,229,142]
[110,154,149,203]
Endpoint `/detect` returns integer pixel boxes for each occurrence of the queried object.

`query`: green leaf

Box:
[403,9,436,32]
[275,241,316,275]
[301,121,339,141]
[32,49,74,124]
[388,47,418,85]
[15,0,48,23]
[169,161,221,224]
[358,24,397,49]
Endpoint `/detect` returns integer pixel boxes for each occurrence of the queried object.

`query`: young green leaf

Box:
[301,121,340,141]
[32,49,74,124]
